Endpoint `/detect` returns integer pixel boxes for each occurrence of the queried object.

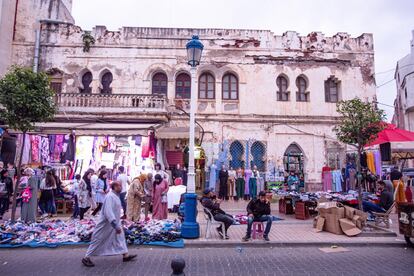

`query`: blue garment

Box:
[95,178,108,203]
[345,163,355,179]
[332,170,343,192]
[209,164,217,190]
[363,200,385,213]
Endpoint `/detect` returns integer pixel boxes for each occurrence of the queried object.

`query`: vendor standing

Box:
[20,168,38,223]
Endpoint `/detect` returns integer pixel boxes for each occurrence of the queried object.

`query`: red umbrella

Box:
[367,123,414,146]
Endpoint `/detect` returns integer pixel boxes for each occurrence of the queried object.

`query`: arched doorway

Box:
[229,140,244,169]
[283,143,305,175]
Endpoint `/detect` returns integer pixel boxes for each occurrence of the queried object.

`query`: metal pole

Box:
[187,67,197,193]
[181,66,200,238]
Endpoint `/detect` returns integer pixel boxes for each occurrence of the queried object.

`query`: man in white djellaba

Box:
[82,181,136,267]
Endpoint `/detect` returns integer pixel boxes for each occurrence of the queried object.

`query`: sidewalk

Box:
[185,200,404,247]
[1,200,406,248]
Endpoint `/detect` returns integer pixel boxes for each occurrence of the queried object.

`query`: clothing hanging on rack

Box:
[366,152,376,175]
[322,166,332,191]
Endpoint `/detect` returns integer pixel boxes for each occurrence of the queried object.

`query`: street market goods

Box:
[0,218,182,248]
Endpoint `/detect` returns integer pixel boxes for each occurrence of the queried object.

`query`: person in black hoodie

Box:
[242,191,272,242]
[200,188,234,239]
[0,169,14,219]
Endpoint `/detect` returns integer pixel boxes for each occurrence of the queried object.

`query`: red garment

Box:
[141,136,150,158]
[406,186,413,203]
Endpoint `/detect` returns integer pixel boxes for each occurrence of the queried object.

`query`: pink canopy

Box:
[367,123,414,146]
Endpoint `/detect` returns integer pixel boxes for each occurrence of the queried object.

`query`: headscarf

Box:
[24,168,35,176]
[138,173,147,184]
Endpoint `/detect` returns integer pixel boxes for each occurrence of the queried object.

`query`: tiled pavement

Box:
[1,246,413,275]
[1,200,406,246]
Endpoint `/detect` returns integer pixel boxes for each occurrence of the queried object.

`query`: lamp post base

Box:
[181,193,200,239]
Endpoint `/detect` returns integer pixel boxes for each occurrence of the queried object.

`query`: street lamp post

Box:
[181,35,204,239]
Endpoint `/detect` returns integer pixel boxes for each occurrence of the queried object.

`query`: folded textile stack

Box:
[123,219,181,245]
[0,219,96,245]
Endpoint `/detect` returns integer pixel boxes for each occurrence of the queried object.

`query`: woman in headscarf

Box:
[92,170,109,216]
[152,174,169,220]
[79,170,93,220]
[143,173,153,221]
[20,168,39,223]
[126,174,145,222]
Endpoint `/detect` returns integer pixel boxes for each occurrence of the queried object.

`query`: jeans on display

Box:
[362,201,385,213]
[246,215,273,237]
[249,178,257,199]
[236,178,245,199]
[120,192,127,215]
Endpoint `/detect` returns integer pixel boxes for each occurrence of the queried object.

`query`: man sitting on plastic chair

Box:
[200,188,234,239]
[243,191,272,242]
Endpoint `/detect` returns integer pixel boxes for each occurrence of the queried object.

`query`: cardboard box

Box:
[339,218,362,236]
[344,206,355,220]
[323,213,344,235]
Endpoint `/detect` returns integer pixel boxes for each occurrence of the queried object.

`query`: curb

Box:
[183,241,407,248]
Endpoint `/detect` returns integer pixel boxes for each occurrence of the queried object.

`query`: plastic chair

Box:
[203,208,226,239]
[252,221,264,239]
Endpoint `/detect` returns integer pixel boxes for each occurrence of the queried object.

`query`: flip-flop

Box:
[82,258,95,267]
[123,254,137,262]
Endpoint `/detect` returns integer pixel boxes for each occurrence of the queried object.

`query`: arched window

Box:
[296,76,309,102]
[276,75,289,101]
[198,73,215,99]
[325,76,340,102]
[175,73,191,99]
[80,71,92,93]
[229,140,244,169]
[152,72,168,95]
[100,71,113,94]
[250,141,266,171]
[222,73,238,100]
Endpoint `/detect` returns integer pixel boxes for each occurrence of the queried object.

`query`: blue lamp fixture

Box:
[186,35,204,67]
[181,35,204,239]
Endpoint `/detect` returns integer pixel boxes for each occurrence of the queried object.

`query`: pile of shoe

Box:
[0,218,96,246]
[123,219,181,245]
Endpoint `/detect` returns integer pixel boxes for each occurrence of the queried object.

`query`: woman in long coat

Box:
[152,174,169,220]
[20,168,38,223]
[126,174,144,222]
[218,165,229,200]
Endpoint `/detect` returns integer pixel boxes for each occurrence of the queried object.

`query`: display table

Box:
[294,201,310,220]
[167,185,186,209]
[279,197,294,215]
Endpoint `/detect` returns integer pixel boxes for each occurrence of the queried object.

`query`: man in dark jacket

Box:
[200,188,234,239]
[363,181,394,213]
[242,191,272,242]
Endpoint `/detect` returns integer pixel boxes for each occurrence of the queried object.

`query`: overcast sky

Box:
[72,0,414,120]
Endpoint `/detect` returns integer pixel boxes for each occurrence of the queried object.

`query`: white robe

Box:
[86,191,128,257]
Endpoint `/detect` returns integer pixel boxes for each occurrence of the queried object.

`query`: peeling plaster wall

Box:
[10,20,378,190]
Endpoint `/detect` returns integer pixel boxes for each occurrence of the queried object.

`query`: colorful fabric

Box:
[30,136,40,163]
[40,137,50,165]
[366,152,376,175]
[374,150,382,177]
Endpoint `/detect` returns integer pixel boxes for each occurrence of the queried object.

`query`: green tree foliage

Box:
[0,66,57,221]
[333,98,386,209]
[0,66,57,132]
[334,98,386,148]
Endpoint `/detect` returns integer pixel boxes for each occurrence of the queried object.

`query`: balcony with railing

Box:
[55,93,168,114]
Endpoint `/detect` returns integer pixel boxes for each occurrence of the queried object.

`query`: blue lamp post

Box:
[181,35,204,239]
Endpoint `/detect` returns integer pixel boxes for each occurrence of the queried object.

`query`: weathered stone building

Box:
[2,0,378,190]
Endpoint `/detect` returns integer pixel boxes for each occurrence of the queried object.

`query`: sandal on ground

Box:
[82,258,95,267]
[123,254,137,262]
